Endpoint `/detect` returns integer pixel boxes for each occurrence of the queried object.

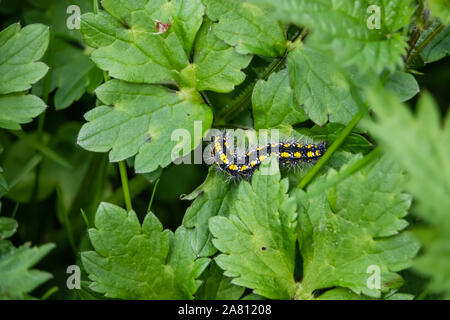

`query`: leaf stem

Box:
[147,178,160,213]
[118,161,132,211]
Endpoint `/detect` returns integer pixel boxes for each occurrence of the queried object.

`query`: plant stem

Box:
[147,178,160,213]
[93,0,100,14]
[118,161,132,211]
[297,107,367,189]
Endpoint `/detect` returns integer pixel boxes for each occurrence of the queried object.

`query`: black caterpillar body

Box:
[210,134,327,178]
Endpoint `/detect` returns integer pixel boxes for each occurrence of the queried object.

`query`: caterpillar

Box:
[209,133,327,178]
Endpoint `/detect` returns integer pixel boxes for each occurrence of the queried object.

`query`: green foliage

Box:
[294,156,419,298]
[260,0,415,73]
[0,0,448,301]
[365,91,450,298]
[82,202,209,299]
[0,23,49,129]
[0,216,55,299]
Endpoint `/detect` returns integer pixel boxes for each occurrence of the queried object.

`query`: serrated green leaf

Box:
[384,71,419,102]
[365,91,450,298]
[209,157,298,299]
[0,23,49,129]
[261,0,415,73]
[183,167,239,257]
[252,69,308,129]
[192,19,252,92]
[82,202,210,299]
[77,79,212,172]
[0,23,49,94]
[0,216,54,300]
[0,94,46,130]
[81,0,206,87]
[203,0,286,57]
[293,156,420,298]
[287,45,358,125]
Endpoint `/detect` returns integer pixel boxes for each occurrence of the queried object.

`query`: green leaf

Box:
[420,24,450,64]
[203,0,287,57]
[196,262,245,300]
[77,79,212,173]
[365,91,450,298]
[0,23,49,94]
[0,217,17,240]
[0,217,54,300]
[293,156,420,298]
[261,0,415,73]
[287,45,358,125]
[384,71,419,102]
[182,167,239,257]
[252,69,308,129]
[192,19,252,92]
[81,0,205,86]
[82,202,210,299]
[209,156,298,299]
[0,23,49,129]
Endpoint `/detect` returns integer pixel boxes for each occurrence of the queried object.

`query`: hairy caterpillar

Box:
[209,133,327,178]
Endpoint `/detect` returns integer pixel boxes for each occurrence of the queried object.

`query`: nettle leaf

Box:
[252,69,308,129]
[0,23,49,129]
[182,167,240,257]
[203,0,287,57]
[261,0,415,73]
[77,79,212,172]
[0,217,54,300]
[82,202,210,299]
[209,157,298,299]
[192,19,252,92]
[287,45,358,125]
[293,156,420,299]
[196,262,246,300]
[365,91,450,298]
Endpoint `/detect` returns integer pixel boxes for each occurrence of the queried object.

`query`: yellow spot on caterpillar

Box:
[259,155,266,161]
[220,154,228,163]
[224,141,229,147]
[281,152,290,158]
[297,144,303,148]
[315,150,321,156]
[283,143,290,147]
[294,152,301,158]
[240,165,247,171]
[307,151,314,158]
[228,164,237,171]
[250,160,257,167]
[286,160,290,164]
[307,144,312,149]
